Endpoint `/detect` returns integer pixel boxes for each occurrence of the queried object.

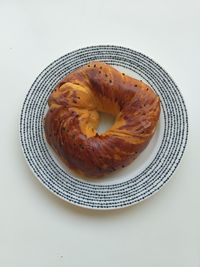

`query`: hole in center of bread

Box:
[96,112,115,134]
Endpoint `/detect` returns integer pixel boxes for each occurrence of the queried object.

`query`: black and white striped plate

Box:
[20,45,188,209]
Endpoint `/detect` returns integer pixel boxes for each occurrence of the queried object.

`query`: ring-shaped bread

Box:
[44,61,160,177]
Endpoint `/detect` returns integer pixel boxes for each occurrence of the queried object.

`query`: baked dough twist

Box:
[44,61,160,177]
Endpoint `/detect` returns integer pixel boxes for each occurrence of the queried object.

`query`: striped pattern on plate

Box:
[20,45,188,209]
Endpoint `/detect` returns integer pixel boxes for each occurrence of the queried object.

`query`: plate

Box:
[20,45,188,209]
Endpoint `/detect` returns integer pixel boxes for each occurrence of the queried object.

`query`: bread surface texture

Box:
[44,61,160,177]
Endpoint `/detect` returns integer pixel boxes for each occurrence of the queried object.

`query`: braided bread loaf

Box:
[44,61,160,177]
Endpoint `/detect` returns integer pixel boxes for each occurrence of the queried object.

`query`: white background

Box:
[0,1,199,266]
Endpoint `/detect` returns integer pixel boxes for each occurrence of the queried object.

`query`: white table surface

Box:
[0,1,199,266]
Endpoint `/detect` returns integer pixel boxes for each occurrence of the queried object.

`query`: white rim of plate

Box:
[20,45,188,210]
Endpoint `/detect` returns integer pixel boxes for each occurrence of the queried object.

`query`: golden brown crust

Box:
[44,61,160,177]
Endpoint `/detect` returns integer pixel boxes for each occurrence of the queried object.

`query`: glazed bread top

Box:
[44,61,160,177]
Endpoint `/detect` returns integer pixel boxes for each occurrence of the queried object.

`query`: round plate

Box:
[20,45,188,209]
